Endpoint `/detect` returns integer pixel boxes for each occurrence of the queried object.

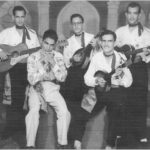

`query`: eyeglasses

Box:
[72,22,83,26]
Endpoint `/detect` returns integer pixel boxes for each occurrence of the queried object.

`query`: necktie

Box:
[128,22,143,36]
[22,26,31,43]
[16,25,31,43]
[81,32,85,48]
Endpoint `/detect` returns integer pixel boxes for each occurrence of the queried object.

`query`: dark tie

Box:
[81,32,85,48]
[16,25,31,43]
[128,22,143,36]
[22,27,31,43]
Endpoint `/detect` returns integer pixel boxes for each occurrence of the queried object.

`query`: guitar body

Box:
[0,43,28,55]
[0,46,41,73]
[115,44,135,60]
[71,44,93,67]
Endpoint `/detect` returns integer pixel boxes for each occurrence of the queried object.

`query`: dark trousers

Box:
[61,66,90,144]
[95,87,127,147]
[126,62,148,141]
[0,72,6,103]
[2,63,28,139]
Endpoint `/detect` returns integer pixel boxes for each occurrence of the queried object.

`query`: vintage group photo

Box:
[0,0,150,149]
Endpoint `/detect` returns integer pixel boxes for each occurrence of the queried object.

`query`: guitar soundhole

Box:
[11,51,19,57]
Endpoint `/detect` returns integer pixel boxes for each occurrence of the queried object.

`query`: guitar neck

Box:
[84,33,100,56]
[131,46,150,55]
[109,62,127,76]
[19,46,41,56]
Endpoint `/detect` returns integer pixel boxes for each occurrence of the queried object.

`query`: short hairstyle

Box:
[42,29,58,43]
[13,5,27,16]
[70,14,84,23]
[126,2,141,14]
[100,29,117,41]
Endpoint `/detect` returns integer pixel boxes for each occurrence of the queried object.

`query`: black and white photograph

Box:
[0,0,150,149]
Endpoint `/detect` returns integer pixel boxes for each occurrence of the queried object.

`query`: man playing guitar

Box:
[0,5,40,141]
[115,2,150,147]
[84,30,133,149]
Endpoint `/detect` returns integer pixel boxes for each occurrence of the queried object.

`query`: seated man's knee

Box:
[57,107,70,119]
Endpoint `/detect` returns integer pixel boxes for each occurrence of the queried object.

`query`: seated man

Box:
[84,30,133,149]
[25,29,71,148]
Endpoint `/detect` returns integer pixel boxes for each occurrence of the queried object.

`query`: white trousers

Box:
[25,82,71,147]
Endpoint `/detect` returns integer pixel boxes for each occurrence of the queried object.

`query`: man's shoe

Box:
[24,146,35,149]
[105,145,112,150]
[56,144,68,149]
[140,138,148,142]
[74,140,81,149]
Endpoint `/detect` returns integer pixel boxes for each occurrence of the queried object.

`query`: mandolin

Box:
[94,62,127,93]
[70,33,100,68]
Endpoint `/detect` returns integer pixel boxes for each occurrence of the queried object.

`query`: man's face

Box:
[71,17,83,35]
[101,34,115,55]
[14,10,26,27]
[126,7,140,25]
[42,37,56,52]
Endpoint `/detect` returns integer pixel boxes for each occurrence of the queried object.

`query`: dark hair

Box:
[13,5,27,16]
[43,29,58,43]
[126,2,141,14]
[100,29,117,41]
[70,14,84,23]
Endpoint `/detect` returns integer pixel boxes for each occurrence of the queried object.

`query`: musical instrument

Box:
[115,44,150,61]
[70,33,100,68]
[0,38,67,73]
[95,44,150,93]
[94,62,127,93]
[0,46,41,72]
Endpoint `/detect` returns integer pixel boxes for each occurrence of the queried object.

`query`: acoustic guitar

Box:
[0,46,41,72]
[115,44,150,61]
[0,39,67,73]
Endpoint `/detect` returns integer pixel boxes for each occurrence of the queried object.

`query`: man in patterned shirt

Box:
[25,29,71,148]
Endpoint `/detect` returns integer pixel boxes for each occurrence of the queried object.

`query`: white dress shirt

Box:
[63,32,94,68]
[84,50,133,88]
[115,24,150,49]
[0,26,40,51]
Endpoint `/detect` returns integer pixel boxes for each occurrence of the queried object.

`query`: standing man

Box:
[115,2,150,147]
[25,29,71,149]
[84,30,133,149]
[63,14,94,149]
[0,5,40,140]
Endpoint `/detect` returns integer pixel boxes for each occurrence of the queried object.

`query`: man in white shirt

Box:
[0,5,40,141]
[62,14,94,149]
[115,2,150,147]
[84,30,133,149]
[63,14,94,68]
